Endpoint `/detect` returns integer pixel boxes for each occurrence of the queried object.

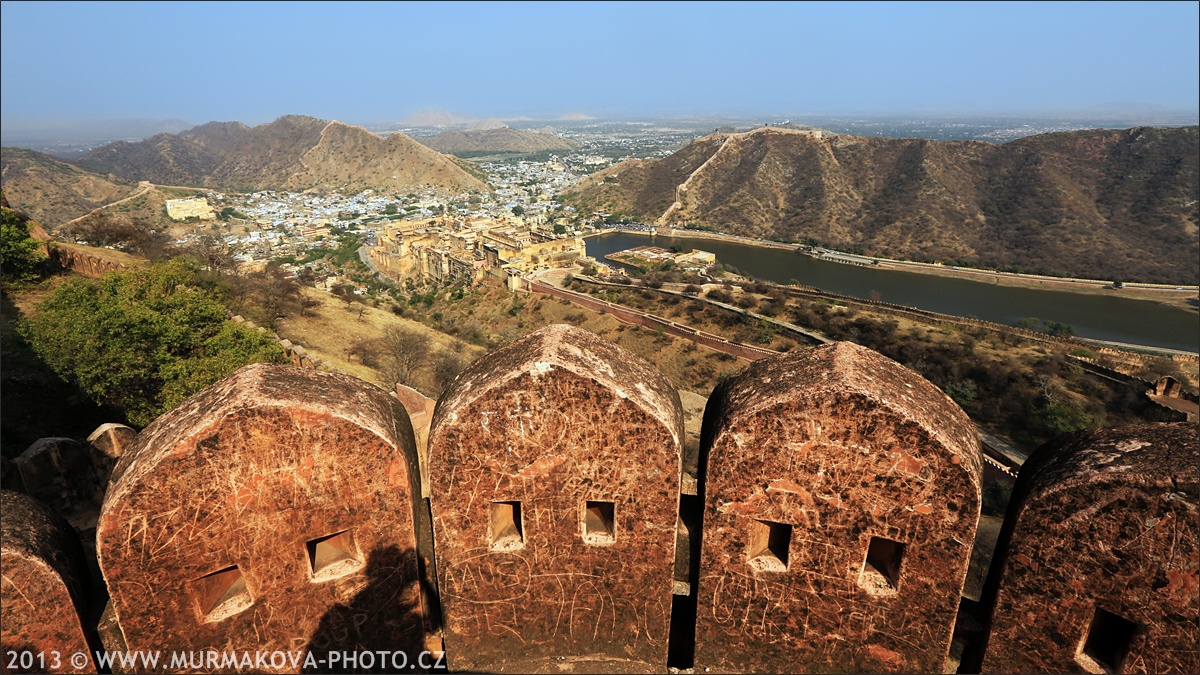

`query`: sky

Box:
[2,0,1198,126]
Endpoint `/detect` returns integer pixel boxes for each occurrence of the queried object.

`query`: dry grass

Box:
[276,284,752,456]
[275,287,485,393]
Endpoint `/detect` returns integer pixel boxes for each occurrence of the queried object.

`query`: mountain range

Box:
[72,115,488,194]
[0,147,137,225]
[562,125,1199,284]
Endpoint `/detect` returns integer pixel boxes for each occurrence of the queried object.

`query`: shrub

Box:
[20,259,285,426]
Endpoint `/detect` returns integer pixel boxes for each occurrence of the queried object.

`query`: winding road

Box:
[64,181,155,225]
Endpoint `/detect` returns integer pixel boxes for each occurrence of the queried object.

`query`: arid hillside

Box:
[419,126,581,154]
[75,115,488,194]
[1,148,137,225]
[290,121,490,193]
[563,126,1200,284]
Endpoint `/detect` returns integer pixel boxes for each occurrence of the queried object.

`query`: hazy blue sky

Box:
[2,0,1197,125]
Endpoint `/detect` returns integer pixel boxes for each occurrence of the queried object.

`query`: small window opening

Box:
[747,520,791,572]
[490,501,524,551]
[190,565,252,623]
[1078,607,1138,673]
[859,536,905,595]
[306,530,363,581]
[583,500,616,545]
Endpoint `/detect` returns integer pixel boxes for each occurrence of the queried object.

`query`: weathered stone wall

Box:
[1,490,97,673]
[694,341,982,673]
[229,315,324,370]
[982,422,1199,674]
[428,324,684,672]
[12,438,106,524]
[45,245,130,278]
[96,365,424,672]
[3,328,1196,674]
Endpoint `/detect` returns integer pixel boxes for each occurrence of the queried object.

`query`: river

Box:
[584,232,1199,352]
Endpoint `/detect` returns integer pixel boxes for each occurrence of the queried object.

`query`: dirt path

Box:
[63,181,155,226]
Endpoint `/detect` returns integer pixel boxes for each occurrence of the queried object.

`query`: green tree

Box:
[1,207,47,286]
[511,205,525,217]
[20,258,286,426]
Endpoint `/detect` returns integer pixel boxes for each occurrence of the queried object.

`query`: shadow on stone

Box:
[304,546,425,674]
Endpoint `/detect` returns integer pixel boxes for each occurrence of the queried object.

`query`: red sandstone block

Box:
[428,324,684,672]
[694,341,982,673]
[85,423,137,487]
[96,364,424,672]
[1,490,96,674]
[982,422,1199,674]
[14,438,102,516]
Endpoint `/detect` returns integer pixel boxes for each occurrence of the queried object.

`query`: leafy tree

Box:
[944,379,979,406]
[511,205,525,217]
[1,207,47,286]
[20,258,286,426]
[1044,321,1075,337]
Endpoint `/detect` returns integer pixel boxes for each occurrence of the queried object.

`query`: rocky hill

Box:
[1,147,137,225]
[76,116,488,194]
[289,121,490,193]
[419,126,581,154]
[563,126,1200,285]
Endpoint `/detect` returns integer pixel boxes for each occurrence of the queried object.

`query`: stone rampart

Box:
[981,423,1198,674]
[5,328,1196,673]
[428,325,684,671]
[96,365,424,672]
[45,245,131,278]
[695,342,982,673]
[1,491,98,673]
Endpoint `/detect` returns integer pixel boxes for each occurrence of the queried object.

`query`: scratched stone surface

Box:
[982,422,1199,674]
[428,324,684,673]
[693,341,982,673]
[96,364,423,673]
[1,490,96,674]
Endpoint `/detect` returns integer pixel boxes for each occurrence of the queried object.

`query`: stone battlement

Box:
[2,326,1196,674]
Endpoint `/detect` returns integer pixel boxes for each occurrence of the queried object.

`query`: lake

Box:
[585,232,1199,352]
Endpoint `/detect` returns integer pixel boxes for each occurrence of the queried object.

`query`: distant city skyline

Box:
[2,0,1198,128]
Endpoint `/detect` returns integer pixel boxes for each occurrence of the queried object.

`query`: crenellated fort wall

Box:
[2,326,1196,674]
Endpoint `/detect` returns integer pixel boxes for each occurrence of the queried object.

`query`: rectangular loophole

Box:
[306,530,363,582]
[189,565,252,623]
[1079,607,1138,673]
[583,500,616,545]
[489,501,524,551]
[747,520,791,572]
[859,536,905,595]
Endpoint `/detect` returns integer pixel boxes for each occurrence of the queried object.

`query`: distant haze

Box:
[2,1,1197,127]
